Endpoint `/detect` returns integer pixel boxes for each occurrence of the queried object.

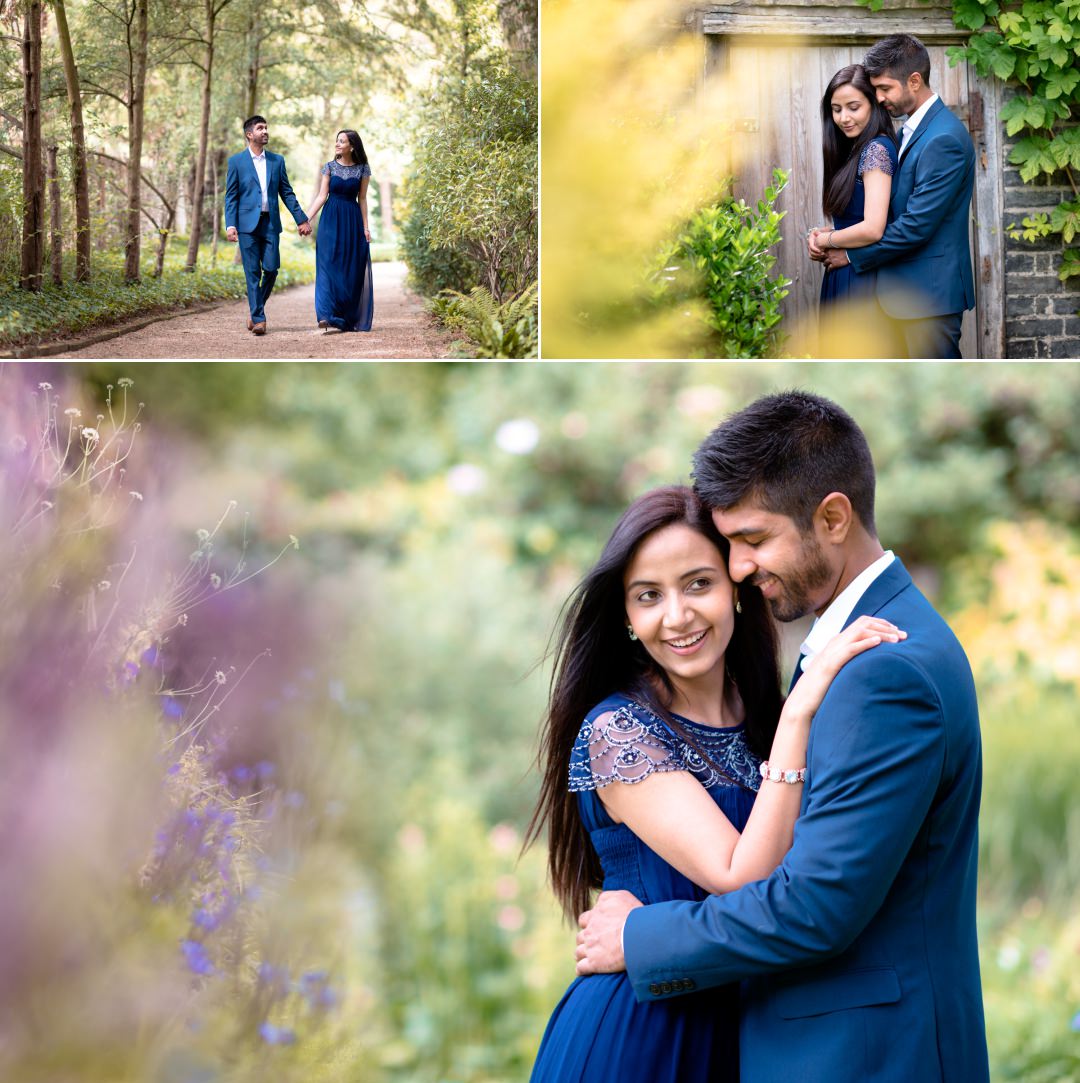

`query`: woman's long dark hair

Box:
[523,486,783,921]
[821,64,896,218]
[336,129,368,166]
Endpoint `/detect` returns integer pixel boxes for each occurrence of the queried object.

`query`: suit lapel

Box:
[898,97,945,165]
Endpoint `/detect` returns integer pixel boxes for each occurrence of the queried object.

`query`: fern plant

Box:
[430,281,539,358]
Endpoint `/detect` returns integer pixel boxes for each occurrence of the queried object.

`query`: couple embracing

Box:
[528,391,989,1082]
[224,115,374,337]
[810,34,976,359]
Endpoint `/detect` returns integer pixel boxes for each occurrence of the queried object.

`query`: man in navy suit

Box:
[818,35,976,358]
[576,391,989,1083]
[224,115,311,335]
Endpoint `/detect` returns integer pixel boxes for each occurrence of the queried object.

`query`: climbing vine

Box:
[858,0,1080,283]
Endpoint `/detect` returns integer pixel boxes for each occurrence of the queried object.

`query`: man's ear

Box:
[814,492,854,544]
[908,72,924,94]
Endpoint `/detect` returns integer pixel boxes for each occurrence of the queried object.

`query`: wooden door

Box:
[703,37,1001,357]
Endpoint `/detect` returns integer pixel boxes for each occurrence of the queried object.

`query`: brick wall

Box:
[1002,136,1080,359]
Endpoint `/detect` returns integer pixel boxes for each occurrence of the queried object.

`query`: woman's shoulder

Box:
[859,135,898,175]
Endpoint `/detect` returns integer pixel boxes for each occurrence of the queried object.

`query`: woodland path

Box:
[57,262,456,359]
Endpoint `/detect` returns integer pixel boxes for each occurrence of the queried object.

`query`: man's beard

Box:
[759,536,833,622]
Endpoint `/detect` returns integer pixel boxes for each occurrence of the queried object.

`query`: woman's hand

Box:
[364,227,371,242]
[785,616,906,725]
[808,228,828,262]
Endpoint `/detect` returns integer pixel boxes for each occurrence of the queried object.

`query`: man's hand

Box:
[574,890,642,976]
[298,221,313,237]
[225,226,238,243]
[824,247,851,269]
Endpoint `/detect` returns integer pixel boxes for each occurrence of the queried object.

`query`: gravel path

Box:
[57,262,457,359]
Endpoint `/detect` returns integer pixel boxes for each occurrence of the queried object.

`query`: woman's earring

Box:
[734,594,743,615]
[627,626,638,641]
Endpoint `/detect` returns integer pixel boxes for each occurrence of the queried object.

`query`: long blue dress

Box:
[530,694,762,1083]
[314,159,374,331]
[819,135,898,308]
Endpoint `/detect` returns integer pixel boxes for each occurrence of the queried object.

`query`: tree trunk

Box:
[47,144,61,284]
[184,0,216,272]
[52,0,91,281]
[209,146,220,265]
[20,0,44,292]
[246,6,260,118]
[123,0,148,282]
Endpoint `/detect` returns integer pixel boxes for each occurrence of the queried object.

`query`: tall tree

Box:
[124,0,147,281]
[50,0,91,280]
[183,0,235,272]
[46,142,60,282]
[20,0,44,291]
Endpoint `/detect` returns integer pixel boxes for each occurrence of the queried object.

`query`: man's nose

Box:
[727,548,757,584]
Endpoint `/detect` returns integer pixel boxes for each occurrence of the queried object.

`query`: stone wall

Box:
[1003,131,1080,359]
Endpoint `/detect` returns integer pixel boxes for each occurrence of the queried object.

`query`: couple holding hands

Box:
[223,115,374,337]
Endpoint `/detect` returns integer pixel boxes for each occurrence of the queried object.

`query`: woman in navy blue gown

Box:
[304,129,373,332]
[810,65,898,310]
[526,486,904,1082]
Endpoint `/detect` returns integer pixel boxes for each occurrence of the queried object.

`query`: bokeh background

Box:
[1,361,1078,1082]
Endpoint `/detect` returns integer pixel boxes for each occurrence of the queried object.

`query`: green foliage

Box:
[863,0,1080,287]
[655,169,791,358]
[42,360,1080,1083]
[401,58,537,302]
[0,236,315,348]
[429,280,538,358]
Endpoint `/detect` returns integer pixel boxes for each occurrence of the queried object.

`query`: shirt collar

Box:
[903,93,938,136]
[799,551,895,670]
[248,147,266,161]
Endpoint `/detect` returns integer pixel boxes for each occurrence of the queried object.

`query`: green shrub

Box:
[399,197,481,298]
[656,168,791,358]
[401,60,537,302]
[429,281,538,358]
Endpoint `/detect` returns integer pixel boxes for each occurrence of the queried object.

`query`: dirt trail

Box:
[57,261,457,359]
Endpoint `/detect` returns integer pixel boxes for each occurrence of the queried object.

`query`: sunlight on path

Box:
[58,262,456,359]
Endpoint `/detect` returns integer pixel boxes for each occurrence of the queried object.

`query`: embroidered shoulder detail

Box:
[568,704,682,791]
[322,160,372,178]
[567,699,762,793]
[859,139,895,177]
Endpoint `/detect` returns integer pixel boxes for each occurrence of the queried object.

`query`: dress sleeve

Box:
[858,138,896,177]
[568,703,684,792]
[361,163,372,178]
[321,162,331,176]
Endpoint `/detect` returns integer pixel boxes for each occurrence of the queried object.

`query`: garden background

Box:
[2,360,1078,1082]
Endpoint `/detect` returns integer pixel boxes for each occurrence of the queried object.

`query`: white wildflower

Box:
[196,528,210,542]
[289,534,300,550]
[98,580,111,591]
[177,614,188,626]
[495,417,540,455]
[40,500,53,510]
[38,382,52,391]
[117,377,134,388]
[129,490,143,501]
[210,573,222,589]
[64,407,81,418]
[447,463,487,495]
[214,670,227,685]
[81,426,100,448]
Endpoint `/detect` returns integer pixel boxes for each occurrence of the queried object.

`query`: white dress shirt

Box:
[798,550,896,672]
[249,147,270,212]
[899,93,939,157]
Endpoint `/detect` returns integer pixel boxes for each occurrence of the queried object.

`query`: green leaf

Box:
[998,11,1026,37]
[1050,201,1080,243]
[1049,128,1080,170]
[1058,249,1080,282]
[955,0,990,30]
[1009,136,1059,181]
[1044,67,1080,99]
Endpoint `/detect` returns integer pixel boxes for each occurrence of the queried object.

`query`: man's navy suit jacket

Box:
[623,559,989,1083]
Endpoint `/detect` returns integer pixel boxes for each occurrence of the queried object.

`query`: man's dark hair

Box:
[863,33,931,86]
[691,389,877,535]
[243,115,267,137]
